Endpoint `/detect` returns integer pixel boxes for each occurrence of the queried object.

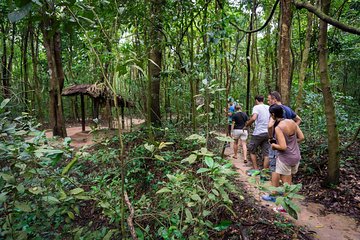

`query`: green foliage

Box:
[262,183,304,220]
[146,142,239,239]
[0,99,91,238]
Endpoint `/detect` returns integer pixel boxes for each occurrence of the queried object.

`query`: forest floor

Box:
[224,146,360,240]
[46,123,360,239]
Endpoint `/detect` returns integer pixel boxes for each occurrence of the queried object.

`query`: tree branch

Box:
[125,191,138,240]
[293,0,360,35]
[228,0,280,33]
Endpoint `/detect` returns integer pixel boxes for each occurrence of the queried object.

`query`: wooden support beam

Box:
[81,93,85,132]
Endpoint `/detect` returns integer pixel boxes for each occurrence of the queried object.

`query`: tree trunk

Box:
[188,14,196,131]
[250,1,259,97]
[41,3,67,137]
[30,23,43,121]
[296,11,313,112]
[278,0,292,105]
[223,41,231,96]
[147,0,164,127]
[1,22,15,99]
[264,26,271,93]
[245,10,253,115]
[318,0,340,185]
[22,26,30,111]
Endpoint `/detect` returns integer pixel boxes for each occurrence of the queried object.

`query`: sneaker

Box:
[273,206,286,213]
[262,194,277,202]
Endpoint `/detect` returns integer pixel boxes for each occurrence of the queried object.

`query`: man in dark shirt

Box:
[231,104,249,162]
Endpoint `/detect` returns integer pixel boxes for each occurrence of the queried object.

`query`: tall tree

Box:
[147,0,164,127]
[40,1,67,137]
[278,0,292,105]
[318,0,340,185]
[1,22,15,99]
[295,10,313,112]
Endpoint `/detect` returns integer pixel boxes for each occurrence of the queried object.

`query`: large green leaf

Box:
[28,186,44,195]
[181,154,197,164]
[0,173,15,183]
[0,192,8,203]
[144,143,155,153]
[62,156,78,175]
[156,187,172,194]
[69,188,84,195]
[0,99,10,109]
[186,134,206,143]
[8,2,32,23]
[214,220,232,231]
[215,136,234,142]
[204,156,214,168]
[14,201,32,212]
[185,208,193,221]
[190,194,201,202]
[42,196,61,205]
[197,168,210,173]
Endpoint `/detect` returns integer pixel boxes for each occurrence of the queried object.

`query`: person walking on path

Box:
[244,95,270,169]
[231,104,249,162]
[225,98,235,137]
[267,104,304,187]
[263,91,302,201]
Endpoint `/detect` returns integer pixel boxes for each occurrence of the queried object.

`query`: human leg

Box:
[248,135,260,169]
[250,153,258,169]
[271,172,280,187]
[240,130,248,163]
[281,175,292,185]
[263,156,270,169]
[241,140,247,162]
[233,139,239,158]
[258,134,270,169]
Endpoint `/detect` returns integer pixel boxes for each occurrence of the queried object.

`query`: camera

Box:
[269,138,277,144]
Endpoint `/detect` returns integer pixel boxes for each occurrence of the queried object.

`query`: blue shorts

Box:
[269,148,278,172]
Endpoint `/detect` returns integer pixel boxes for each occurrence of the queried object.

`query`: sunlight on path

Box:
[45,118,145,149]
[224,143,360,240]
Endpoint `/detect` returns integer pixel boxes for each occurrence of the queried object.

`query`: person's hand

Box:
[271,143,276,150]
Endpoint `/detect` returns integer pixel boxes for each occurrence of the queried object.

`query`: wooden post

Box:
[81,93,85,132]
[121,104,125,129]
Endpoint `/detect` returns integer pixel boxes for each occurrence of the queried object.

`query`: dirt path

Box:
[224,145,360,240]
[45,118,145,149]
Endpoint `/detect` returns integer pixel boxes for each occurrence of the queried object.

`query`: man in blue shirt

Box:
[226,97,235,137]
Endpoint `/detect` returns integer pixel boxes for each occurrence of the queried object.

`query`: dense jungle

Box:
[0,0,359,239]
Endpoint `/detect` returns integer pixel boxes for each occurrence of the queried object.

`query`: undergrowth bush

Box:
[0,99,92,239]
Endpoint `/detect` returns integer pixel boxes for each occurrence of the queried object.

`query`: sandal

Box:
[244,160,248,164]
[261,194,277,202]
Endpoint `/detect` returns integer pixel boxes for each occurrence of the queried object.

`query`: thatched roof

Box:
[62,84,134,107]
[62,84,106,98]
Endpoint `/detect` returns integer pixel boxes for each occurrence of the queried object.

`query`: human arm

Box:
[268,117,275,138]
[296,124,305,143]
[244,113,257,128]
[293,115,302,125]
[271,127,287,151]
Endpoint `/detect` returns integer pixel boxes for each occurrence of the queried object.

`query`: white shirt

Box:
[252,104,270,135]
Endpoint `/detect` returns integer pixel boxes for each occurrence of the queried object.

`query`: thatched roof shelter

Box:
[62,84,134,131]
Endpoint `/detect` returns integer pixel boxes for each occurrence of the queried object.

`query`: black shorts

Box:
[248,133,270,156]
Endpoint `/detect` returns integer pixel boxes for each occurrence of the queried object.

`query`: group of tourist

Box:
[226,91,305,204]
